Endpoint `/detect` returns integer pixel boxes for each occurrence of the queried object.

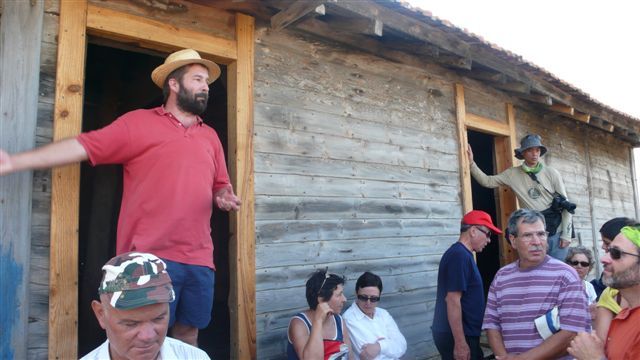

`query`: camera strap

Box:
[525,170,555,197]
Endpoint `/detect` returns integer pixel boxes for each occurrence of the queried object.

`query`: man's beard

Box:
[603,261,640,289]
[177,85,208,115]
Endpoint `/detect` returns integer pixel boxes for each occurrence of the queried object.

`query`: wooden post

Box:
[0,1,43,359]
[454,84,472,214]
[49,1,88,359]
[228,13,257,360]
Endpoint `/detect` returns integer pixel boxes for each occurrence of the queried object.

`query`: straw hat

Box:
[151,49,221,88]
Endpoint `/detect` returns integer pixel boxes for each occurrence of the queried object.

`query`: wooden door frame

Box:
[455,84,518,265]
[49,2,255,359]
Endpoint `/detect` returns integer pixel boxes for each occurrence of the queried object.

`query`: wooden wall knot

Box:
[60,110,69,118]
[67,84,82,93]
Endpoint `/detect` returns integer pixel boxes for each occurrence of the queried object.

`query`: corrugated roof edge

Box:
[388,0,639,124]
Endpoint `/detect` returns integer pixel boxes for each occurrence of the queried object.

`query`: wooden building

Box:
[1,1,639,359]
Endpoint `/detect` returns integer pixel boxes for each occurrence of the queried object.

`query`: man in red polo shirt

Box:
[0,49,241,346]
[567,224,640,360]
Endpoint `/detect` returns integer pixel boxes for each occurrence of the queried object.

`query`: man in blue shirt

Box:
[432,210,502,360]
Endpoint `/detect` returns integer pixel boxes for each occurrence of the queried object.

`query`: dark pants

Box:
[432,331,484,360]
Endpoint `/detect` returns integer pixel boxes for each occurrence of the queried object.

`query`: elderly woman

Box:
[287,269,351,360]
[565,246,597,305]
[343,272,407,360]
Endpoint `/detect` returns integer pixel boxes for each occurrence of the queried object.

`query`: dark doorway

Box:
[467,130,501,298]
[77,42,230,359]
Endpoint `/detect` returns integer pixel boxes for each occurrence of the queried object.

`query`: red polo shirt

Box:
[77,106,230,269]
[605,305,640,360]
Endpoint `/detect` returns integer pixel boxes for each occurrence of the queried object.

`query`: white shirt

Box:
[343,302,407,360]
[584,280,597,304]
[80,336,210,360]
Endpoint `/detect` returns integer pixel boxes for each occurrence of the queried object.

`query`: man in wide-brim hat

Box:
[0,48,241,346]
[467,134,573,260]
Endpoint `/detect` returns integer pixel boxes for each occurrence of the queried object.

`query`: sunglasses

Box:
[608,246,640,260]
[475,227,492,238]
[318,268,330,295]
[357,294,380,303]
[569,260,590,267]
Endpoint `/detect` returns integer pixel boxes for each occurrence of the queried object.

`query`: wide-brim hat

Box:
[151,48,221,88]
[514,134,548,160]
[462,210,503,234]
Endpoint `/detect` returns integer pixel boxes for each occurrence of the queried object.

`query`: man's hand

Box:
[313,301,333,324]
[360,342,381,360]
[454,340,470,360]
[0,149,14,175]
[214,186,241,211]
[467,144,474,163]
[567,332,604,360]
[559,238,571,248]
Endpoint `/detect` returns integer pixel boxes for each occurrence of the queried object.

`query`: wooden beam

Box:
[330,16,383,37]
[270,0,325,30]
[567,110,590,123]
[87,4,238,64]
[466,68,507,83]
[590,117,615,132]
[494,80,531,94]
[465,113,511,136]
[438,52,472,70]
[516,93,553,106]
[550,103,574,116]
[329,0,472,58]
[0,1,43,358]
[296,18,431,70]
[454,84,472,214]
[49,1,87,359]
[228,13,257,360]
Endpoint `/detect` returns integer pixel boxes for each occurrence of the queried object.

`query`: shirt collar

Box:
[351,301,376,320]
[156,105,203,126]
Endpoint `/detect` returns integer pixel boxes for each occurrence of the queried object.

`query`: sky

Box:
[406,0,640,119]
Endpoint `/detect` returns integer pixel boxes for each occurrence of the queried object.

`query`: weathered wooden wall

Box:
[0,1,44,359]
[12,1,639,359]
[253,25,464,359]
[252,23,638,360]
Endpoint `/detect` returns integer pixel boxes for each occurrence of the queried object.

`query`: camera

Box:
[551,193,576,214]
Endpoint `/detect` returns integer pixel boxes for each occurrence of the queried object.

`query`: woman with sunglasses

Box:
[592,217,633,341]
[564,246,597,319]
[287,269,351,360]
[343,272,407,360]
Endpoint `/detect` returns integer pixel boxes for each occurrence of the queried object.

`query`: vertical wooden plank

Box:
[630,147,640,221]
[49,1,87,359]
[584,135,601,274]
[497,103,519,264]
[454,84,472,213]
[228,13,257,360]
[0,1,43,359]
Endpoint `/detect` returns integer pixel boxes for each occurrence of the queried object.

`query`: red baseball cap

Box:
[462,210,502,234]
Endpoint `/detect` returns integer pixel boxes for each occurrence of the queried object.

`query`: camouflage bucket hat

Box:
[99,252,175,310]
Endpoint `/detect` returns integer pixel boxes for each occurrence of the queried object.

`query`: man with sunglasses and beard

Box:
[568,225,640,360]
[483,209,589,360]
[0,49,241,347]
[432,210,502,360]
[343,272,407,360]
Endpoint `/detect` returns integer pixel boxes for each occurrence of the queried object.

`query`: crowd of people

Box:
[2,48,639,359]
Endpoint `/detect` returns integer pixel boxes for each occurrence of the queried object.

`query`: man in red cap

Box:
[431,210,502,360]
[0,49,241,346]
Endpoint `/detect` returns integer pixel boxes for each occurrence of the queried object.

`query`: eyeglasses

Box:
[475,227,492,239]
[518,231,548,242]
[608,246,640,260]
[357,294,380,303]
[569,260,591,267]
[318,268,330,295]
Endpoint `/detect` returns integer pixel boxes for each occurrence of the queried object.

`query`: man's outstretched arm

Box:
[0,138,88,175]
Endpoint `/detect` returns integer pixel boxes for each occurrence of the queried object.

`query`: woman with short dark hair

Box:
[287,269,351,359]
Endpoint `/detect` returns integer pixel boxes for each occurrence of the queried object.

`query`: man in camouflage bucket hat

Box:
[81,252,210,360]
